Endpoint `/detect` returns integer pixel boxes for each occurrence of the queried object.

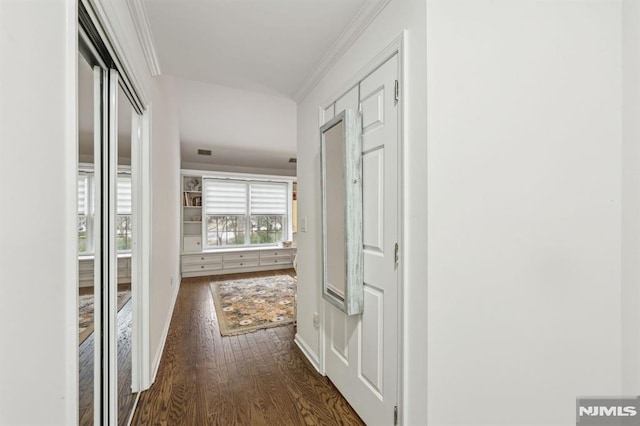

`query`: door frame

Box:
[318,31,406,421]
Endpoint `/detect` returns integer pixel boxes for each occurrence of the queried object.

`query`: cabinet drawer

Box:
[117,260,129,272]
[79,271,94,282]
[183,262,222,273]
[183,236,202,252]
[223,259,259,269]
[182,253,222,265]
[79,260,93,272]
[259,257,290,266]
[260,249,291,261]
[223,251,259,262]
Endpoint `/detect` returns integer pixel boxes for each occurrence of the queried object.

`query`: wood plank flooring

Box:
[78,284,138,426]
[132,271,364,425]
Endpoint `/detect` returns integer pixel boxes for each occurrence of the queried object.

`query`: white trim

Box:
[151,276,181,383]
[65,1,79,423]
[293,0,391,103]
[84,0,149,107]
[397,33,406,424]
[294,334,321,373]
[126,0,161,76]
[139,106,153,389]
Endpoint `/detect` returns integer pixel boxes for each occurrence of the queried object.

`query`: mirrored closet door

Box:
[78,3,144,423]
[77,49,101,426]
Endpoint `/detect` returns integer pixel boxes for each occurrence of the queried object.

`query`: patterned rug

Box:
[79,289,131,345]
[210,274,296,336]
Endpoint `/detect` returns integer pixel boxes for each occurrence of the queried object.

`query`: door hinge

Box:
[394,243,399,269]
[394,80,399,103]
[394,405,398,425]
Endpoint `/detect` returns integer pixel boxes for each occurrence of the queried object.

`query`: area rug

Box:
[210,274,296,336]
[79,289,131,345]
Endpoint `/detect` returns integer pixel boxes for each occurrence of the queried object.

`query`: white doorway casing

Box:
[321,51,402,425]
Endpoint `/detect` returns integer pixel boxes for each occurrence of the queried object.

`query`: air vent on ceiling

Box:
[197,149,212,156]
[289,158,297,163]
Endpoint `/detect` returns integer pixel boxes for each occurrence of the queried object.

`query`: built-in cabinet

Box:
[182,175,203,252]
[180,172,296,278]
[78,255,132,287]
[181,247,296,278]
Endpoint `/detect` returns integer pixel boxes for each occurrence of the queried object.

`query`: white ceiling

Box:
[139,0,373,175]
[177,78,297,173]
[143,0,369,98]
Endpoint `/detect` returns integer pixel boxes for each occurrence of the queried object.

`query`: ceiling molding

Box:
[126,0,162,76]
[292,0,391,103]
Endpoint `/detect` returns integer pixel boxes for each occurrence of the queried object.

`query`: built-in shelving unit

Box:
[182,175,203,252]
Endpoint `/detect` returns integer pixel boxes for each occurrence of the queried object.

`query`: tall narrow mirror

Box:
[116,83,138,424]
[78,50,100,426]
[320,109,364,315]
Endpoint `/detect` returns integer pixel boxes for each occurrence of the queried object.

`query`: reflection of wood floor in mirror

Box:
[78,284,137,426]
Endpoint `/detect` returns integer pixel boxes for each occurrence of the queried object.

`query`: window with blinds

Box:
[78,174,91,253]
[77,172,132,253]
[116,174,132,251]
[204,179,288,248]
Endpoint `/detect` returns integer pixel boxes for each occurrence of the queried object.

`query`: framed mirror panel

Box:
[320,109,363,315]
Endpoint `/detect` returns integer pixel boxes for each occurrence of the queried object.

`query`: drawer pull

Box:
[240,255,243,258]
[275,260,278,263]
[274,252,278,255]
[240,263,243,266]
[196,242,200,245]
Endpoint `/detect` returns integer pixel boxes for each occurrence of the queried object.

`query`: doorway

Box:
[320,43,404,425]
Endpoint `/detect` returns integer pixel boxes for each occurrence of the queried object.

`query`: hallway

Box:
[132,272,364,425]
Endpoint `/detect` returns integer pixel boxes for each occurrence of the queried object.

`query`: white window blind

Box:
[78,175,88,215]
[204,179,247,215]
[250,183,287,215]
[117,175,132,215]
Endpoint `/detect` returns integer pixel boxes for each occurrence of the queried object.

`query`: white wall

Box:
[0,0,77,424]
[622,0,640,396]
[177,79,297,174]
[147,75,181,374]
[296,0,427,423]
[426,1,622,424]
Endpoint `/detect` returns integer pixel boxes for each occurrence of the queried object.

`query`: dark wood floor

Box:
[132,271,364,425]
[78,284,138,426]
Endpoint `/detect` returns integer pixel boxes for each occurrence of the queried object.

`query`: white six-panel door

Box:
[324,53,399,425]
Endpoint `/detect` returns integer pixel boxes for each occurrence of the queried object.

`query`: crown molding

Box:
[292,0,391,103]
[126,0,162,76]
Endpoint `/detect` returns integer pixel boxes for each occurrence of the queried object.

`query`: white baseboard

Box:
[150,276,181,383]
[294,333,321,373]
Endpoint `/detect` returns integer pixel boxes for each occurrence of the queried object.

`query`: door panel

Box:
[324,53,399,425]
[331,307,349,362]
[362,148,384,252]
[360,285,384,395]
[361,87,385,135]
